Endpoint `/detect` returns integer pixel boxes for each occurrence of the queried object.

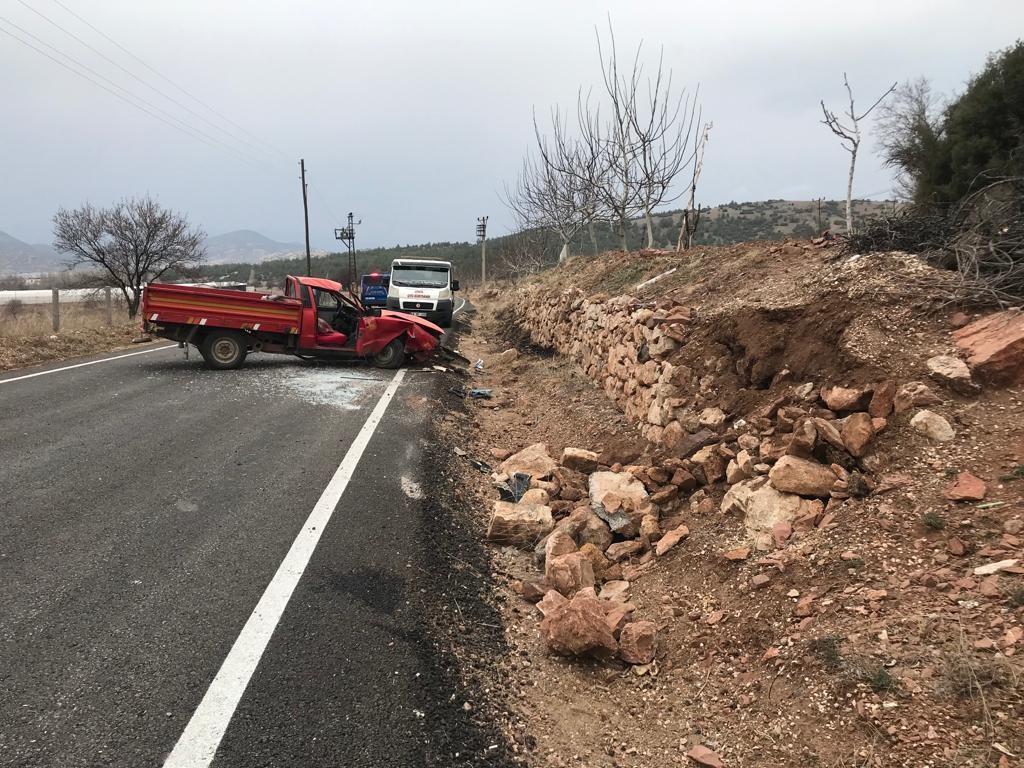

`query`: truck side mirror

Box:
[451,279,460,291]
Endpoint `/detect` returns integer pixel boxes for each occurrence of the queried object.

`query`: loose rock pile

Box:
[485,370,991,665]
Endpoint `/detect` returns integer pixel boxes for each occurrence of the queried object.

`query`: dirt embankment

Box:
[441,241,1023,768]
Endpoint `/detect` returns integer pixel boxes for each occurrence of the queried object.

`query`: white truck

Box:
[385,258,459,327]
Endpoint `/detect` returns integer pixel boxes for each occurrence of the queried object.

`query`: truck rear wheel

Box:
[372,337,405,369]
[200,331,248,370]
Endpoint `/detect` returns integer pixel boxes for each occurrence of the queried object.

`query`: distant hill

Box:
[572,198,898,253]
[0,231,61,274]
[203,230,328,264]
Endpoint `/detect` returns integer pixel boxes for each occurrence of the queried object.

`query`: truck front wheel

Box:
[372,337,405,369]
[200,331,248,370]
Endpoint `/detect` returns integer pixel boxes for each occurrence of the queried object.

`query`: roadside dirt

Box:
[437,243,1023,768]
[0,322,143,372]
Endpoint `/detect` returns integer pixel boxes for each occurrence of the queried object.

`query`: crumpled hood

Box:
[379,309,445,336]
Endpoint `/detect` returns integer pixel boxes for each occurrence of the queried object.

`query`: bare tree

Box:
[496,225,559,281]
[677,121,712,251]
[504,98,612,263]
[821,74,897,233]
[593,22,702,250]
[54,195,206,317]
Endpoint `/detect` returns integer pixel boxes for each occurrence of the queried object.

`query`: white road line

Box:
[0,345,178,385]
[163,368,407,768]
[454,297,467,315]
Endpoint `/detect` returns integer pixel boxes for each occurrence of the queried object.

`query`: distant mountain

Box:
[0,231,61,274]
[0,227,328,274]
[203,230,327,264]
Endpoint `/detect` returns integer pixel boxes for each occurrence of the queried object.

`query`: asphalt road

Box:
[0,318,512,767]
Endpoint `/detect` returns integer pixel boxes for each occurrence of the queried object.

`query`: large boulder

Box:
[539,592,618,658]
[953,309,1024,385]
[589,471,649,533]
[499,443,558,480]
[486,501,554,547]
[722,477,816,540]
[768,456,837,497]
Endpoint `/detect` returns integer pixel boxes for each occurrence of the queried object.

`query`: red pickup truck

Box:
[141,275,446,369]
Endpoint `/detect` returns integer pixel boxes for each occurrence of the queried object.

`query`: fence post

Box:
[105,287,113,325]
[51,288,60,332]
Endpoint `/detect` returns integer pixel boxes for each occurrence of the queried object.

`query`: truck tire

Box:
[372,337,405,369]
[200,330,248,370]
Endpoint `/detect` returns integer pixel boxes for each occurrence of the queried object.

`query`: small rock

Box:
[685,744,726,768]
[820,384,871,411]
[974,558,1019,576]
[946,536,967,556]
[560,447,599,474]
[927,354,980,394]
[894,382,942,413]
[768,455,837,497]
[840,412,874,457]
[751,573,771,589]
[536,589,568,618]
[519,488,550,506]
[723,546,750,561]
[944,471,987,502]
[486,501,554,548]
[598,580,631,602]
[540,592,618,658]
[868,380,896,418]
[698,406,727,430]
[639,514,661,542]
[499,443,558,480]
[618,620,658,664]
[655,522,690,556]
[545,551,595,596]
[606,540,644,562]
[910,410,955,442]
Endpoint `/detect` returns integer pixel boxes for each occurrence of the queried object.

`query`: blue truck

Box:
[359,272,390,307]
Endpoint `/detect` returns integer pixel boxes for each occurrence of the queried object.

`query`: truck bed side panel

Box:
[143,284,302,335]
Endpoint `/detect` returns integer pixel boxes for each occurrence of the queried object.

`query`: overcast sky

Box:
[1,0,1021,248]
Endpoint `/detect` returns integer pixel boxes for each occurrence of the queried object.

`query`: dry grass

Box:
[0,301,143,371]
[0,300,130,338]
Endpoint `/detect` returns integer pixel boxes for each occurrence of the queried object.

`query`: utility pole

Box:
[334,212,359,290]
[300,159,311,276]
[476,215,488,285]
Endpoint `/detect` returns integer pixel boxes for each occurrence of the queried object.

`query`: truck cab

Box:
[385,258,459,327]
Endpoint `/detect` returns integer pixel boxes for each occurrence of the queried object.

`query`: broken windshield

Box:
[391,266,449,288]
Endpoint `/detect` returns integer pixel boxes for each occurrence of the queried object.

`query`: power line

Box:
[0,21,236,159]
[0,16,271,172]
[15,0,282,168]
[47,0,290,160]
